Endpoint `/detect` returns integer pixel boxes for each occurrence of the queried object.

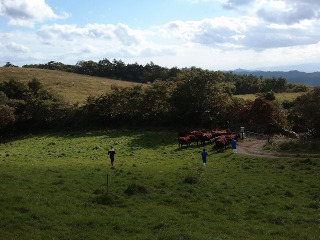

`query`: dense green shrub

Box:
[124,183,149,196]
[93,194,116,205]
[0,104,15,130]
[278,139,320,152]
[183,175,199,184]
[289,88,320,136]
[260,91,276,101]
[0,72,314,136]
[0,78,28,99]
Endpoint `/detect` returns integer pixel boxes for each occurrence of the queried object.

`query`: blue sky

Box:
[1,0,320,72]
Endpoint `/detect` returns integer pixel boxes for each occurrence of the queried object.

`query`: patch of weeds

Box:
[301,158,317,166]
[183,175,199,184]
[31,213,40,221]
[263,145,273,151]
[310,192,320,201]
[267,214,286,225]
[15,207,30,213]
[244,209,259,220]
[52,179,64,185]
[93,193,116,205]
[180,167,190,170]
[180,209,199,217]
[301,158,311,164]
[310,141,320,151]
[180,192,194,199]
[13,195,23,203]
[158,232,196,240]
[284,190,294,198]
[282,204,297,210]
[93,189,104,195]
[159,182,167,187]
[160,197,179,206]
[113,224,121,232]
[219,197,233,204]
[279,140,296,151]
[242,165,253,170]
[153,222,167,230]
[279,139,320,153]
[124,183,149,196]
[306,202,320,209]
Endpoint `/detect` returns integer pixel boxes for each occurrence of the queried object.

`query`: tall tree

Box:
[171,69,231,127]
[290,88,320,136]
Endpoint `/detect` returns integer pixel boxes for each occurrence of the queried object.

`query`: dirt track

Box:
[237,140,320,158]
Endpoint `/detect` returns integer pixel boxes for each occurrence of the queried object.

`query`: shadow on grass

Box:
[125,131,176,149]
[1,129,177,150]
[174,141,219,152]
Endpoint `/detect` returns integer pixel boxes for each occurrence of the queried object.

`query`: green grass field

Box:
[1,130,319,240]
[0,67,142,103]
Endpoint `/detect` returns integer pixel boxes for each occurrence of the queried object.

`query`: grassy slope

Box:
[0,67,142,103]
[0,130,319,240]
[235,92,304,102]
[0,67,306,104]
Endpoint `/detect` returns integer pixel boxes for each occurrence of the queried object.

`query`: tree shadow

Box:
[173,142,217,152]
[1,129,176,150]
[49,129,176,150]
[125,131,176,149]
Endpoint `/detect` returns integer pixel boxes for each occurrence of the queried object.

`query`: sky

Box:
[0,0,319,72]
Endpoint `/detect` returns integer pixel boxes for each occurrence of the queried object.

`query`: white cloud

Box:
[258,4,318,24]
[189,0,320,24]
[160,17,256,47]
[1,0,319,71]
[6,42,29,52]
[113,24,140,46]
[0,0,68,27]
[156,13,320,50]
[37,23,143,46]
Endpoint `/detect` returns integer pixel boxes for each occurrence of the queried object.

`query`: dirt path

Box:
[237,140,320,158]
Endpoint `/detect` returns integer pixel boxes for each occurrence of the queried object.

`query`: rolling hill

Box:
[0,67,143,103]
[232,69,320,87]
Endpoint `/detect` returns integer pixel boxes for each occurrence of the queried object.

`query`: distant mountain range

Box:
[230,69,320,87]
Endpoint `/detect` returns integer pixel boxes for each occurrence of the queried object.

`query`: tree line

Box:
[20,59,309,94]
[1,69,319,138]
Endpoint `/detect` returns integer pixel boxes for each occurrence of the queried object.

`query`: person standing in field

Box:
[108,146,116,166]
[231,138,237,153]
[201,149,208,166]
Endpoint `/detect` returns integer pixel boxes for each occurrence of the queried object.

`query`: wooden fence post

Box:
[106,173,109,193]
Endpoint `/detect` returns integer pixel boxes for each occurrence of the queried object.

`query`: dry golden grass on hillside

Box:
[235,92,305,102]
[0,67,143,103]
[1,67,306,104]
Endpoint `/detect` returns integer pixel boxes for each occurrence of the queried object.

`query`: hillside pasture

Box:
[0,130,319,240]
[235,92,305,102]
[0,67,143,103]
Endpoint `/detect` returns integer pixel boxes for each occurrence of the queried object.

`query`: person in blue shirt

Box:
[201,149,208,166]
[231,139,237,153]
